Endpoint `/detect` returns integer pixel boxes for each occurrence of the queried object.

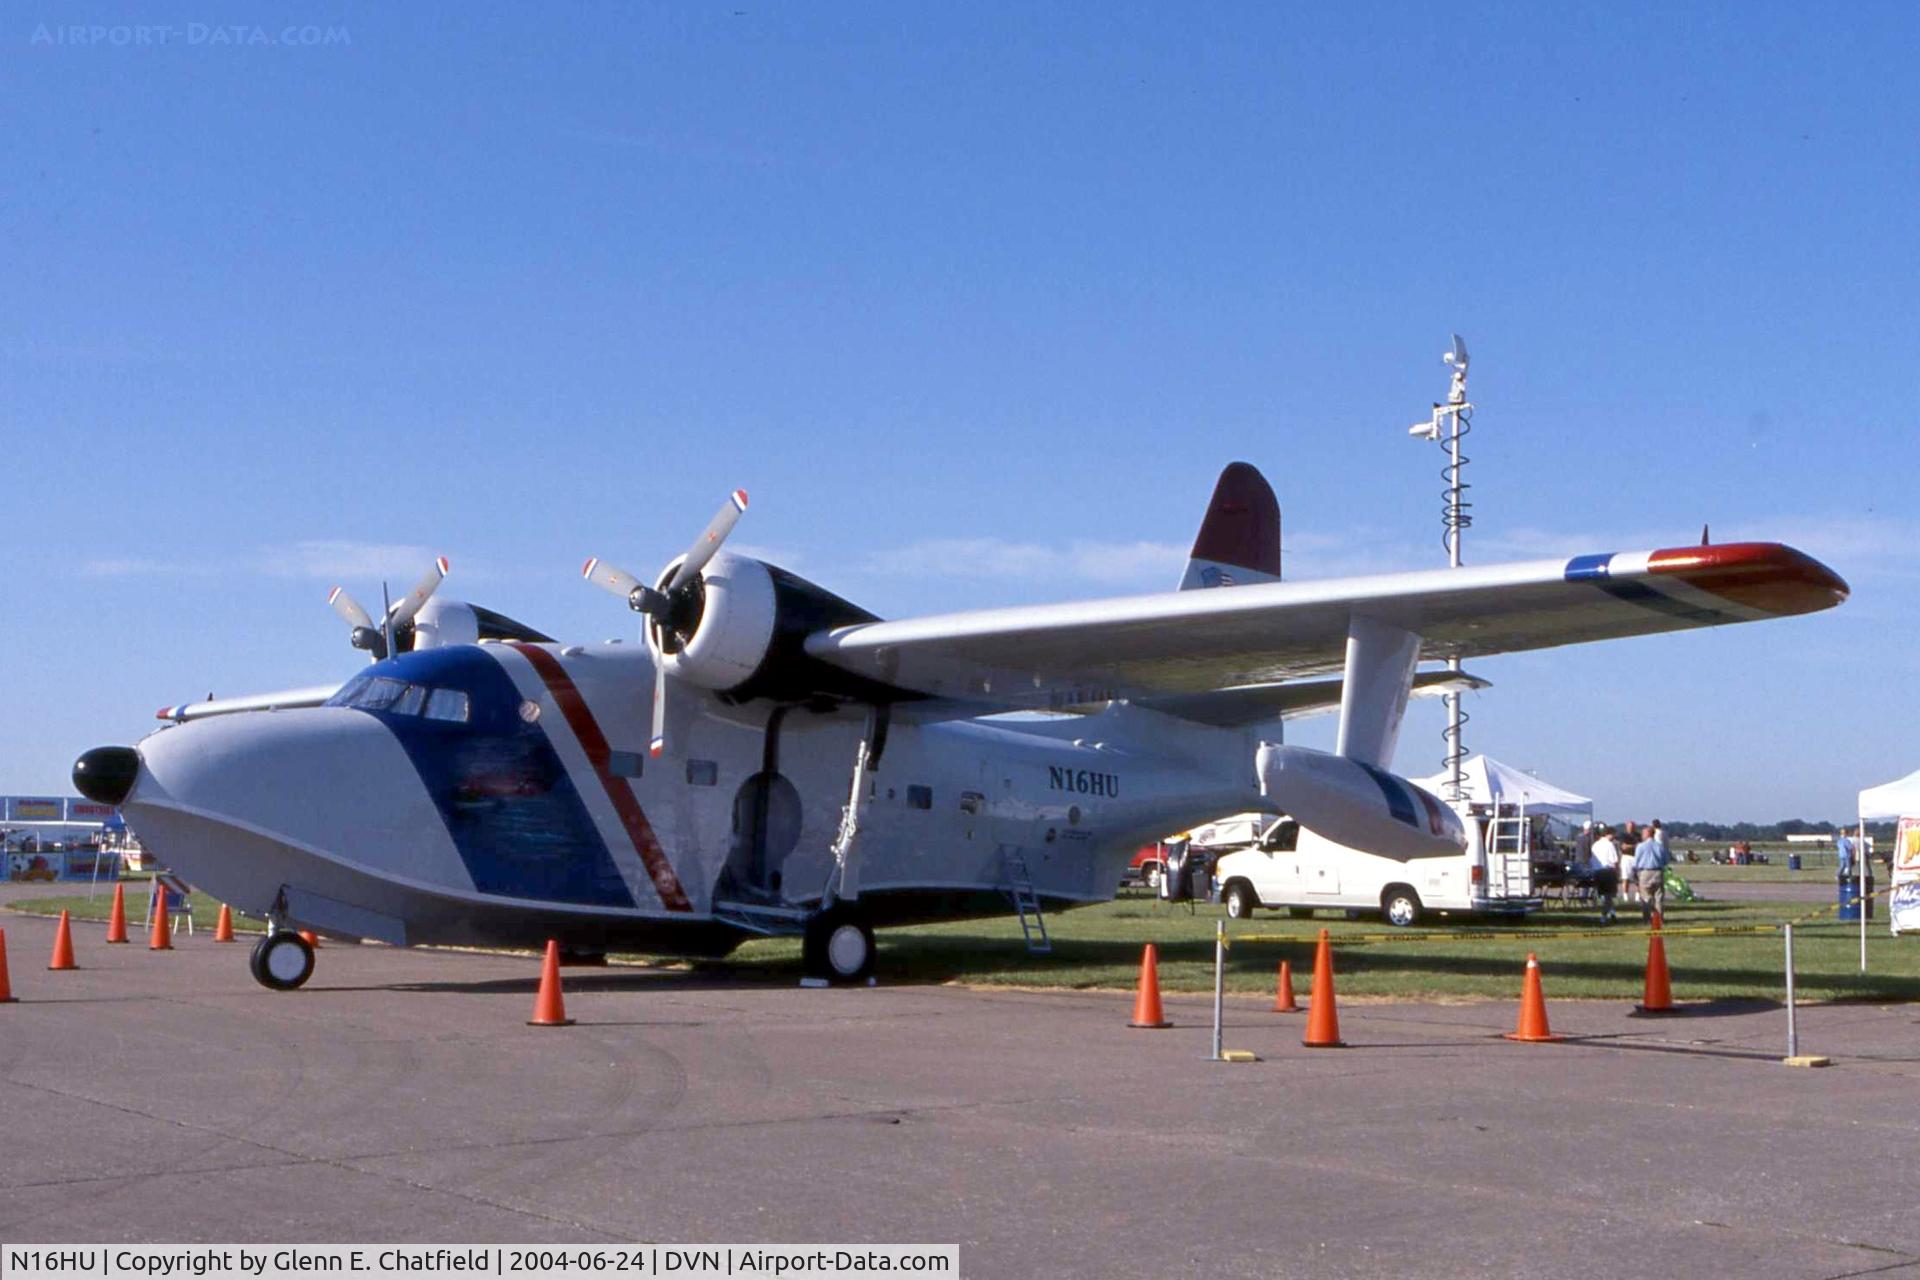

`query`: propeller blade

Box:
[666,489,749,592]
[582,557,645,601]
[326,586,375,632]
[649,658,668,758]
[386,556,451,628]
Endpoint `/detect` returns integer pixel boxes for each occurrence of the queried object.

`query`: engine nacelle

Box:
[411,598,481,650]
[658,552,888,704]
[1255,744,1466,862]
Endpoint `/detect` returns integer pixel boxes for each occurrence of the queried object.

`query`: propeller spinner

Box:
[327,556,450,661]
[582,489,748,756]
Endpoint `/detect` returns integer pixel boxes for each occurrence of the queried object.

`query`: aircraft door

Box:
[720,770,803,903]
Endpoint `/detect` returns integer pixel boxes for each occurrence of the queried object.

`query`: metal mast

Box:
[1408,335,1473,800]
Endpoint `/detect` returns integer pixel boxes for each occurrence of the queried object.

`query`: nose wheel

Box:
[249,930,315,991]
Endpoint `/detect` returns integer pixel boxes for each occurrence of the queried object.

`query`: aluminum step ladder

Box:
[1001,847,1051,954]
[1484,809,1534,899]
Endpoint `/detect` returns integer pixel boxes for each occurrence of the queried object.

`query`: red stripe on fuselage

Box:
[507,642,692,912]
[1646,543,1850,616]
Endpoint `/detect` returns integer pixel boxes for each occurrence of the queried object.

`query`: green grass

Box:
[13,886,1914,1003]
[8,890,265,936]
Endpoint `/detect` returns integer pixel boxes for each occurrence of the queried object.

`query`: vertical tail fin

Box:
[1179,461,1281,590]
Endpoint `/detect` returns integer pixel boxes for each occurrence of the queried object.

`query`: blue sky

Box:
[3,2,1912,820]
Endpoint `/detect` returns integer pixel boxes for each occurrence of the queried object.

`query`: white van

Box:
[1205,804,1540,926]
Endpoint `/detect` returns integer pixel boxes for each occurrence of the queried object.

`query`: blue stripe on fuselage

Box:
[337,647,637,908]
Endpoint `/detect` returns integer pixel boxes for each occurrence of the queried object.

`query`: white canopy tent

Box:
[1859,768,1920,821]
[1413,755,1593,819]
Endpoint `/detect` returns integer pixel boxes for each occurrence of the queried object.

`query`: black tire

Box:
[1143,865,1163,892]
[249,931,315,991]
[1382,887,1422,929]
[1222,881,1258,919]
[803,905,875,985]
[1286,907,1313,920]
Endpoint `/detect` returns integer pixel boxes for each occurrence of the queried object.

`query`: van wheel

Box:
[1222,881,1257,919]
[1144,865,1162,891]
[1382,887,1422,928]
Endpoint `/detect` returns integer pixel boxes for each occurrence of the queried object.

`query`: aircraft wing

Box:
[805,543,1846,710]
[158,684,341,723]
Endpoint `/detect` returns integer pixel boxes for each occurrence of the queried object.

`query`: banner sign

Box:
[7,797,64,821]
[6,852,60,882]
[1891,881,1920,937]
[61,851,118,881]
[1895,817,1920,884]
[67,800,118,821]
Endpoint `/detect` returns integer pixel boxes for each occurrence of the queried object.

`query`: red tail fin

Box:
[1180,462,1280,590]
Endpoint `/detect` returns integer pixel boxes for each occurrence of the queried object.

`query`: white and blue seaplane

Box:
[73,464,1847,989]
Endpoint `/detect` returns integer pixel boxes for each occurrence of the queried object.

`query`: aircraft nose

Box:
[74,745,140,806]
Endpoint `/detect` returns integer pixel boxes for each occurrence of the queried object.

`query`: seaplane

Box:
[73,464,1848,990]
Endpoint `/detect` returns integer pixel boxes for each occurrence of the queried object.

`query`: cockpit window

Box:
[327,673,471,724]
[351,677,410,710]
[424,688,471,723]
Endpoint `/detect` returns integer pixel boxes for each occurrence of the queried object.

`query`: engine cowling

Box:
[656,552,894,704]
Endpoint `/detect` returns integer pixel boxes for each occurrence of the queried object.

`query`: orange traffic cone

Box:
[1303,929,1345,1047]
[528,939,575,1027]
[148,890,173,951]
[106,883,129,944]
[1127,943,1171,1028]
[1503,953,1564,1043]
[0,927,16,1002]
[48,910,78,971]
[1271,960,1300,1013]
[1634,921,1675,1015]
[298,930,321,949]
[213,905,235,943]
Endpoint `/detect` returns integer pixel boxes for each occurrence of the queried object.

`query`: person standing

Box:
[1619,821,1641,902]
[1835,828,1855,879]
[1589,825,1621,923]
[1632,820,1671,921]
[1588,825,1621,923]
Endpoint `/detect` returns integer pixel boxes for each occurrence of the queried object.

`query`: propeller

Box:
[326,556,450,661]
[582,489,748,756]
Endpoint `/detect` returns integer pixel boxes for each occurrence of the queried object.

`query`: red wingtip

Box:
[436,556,451,575]
[733,488,749,510]
[1648,542,1850,616]
[581,557,597,578]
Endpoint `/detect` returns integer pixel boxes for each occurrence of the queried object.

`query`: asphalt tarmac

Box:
[2,898,1917,1279]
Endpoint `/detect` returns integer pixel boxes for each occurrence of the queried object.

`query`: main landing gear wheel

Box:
[803,906,876,985]
[249,931,315,991]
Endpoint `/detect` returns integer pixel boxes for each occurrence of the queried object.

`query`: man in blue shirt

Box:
[1632,820,1671,921]
[1835,830,1855,879]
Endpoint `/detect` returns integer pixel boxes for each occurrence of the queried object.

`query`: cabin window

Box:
[686,759,718,787]
[906,785,933,810]
[423,688,471,723]
[393,684,427,717]
[608,750,645,779]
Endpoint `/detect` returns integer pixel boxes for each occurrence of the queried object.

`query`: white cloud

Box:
[263,540,444,582]
[860,538,1186,588]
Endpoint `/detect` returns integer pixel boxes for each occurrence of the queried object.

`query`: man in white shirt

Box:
[1588,825,1621,924]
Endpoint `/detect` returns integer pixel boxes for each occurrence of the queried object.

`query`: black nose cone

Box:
[73,746,139,806]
